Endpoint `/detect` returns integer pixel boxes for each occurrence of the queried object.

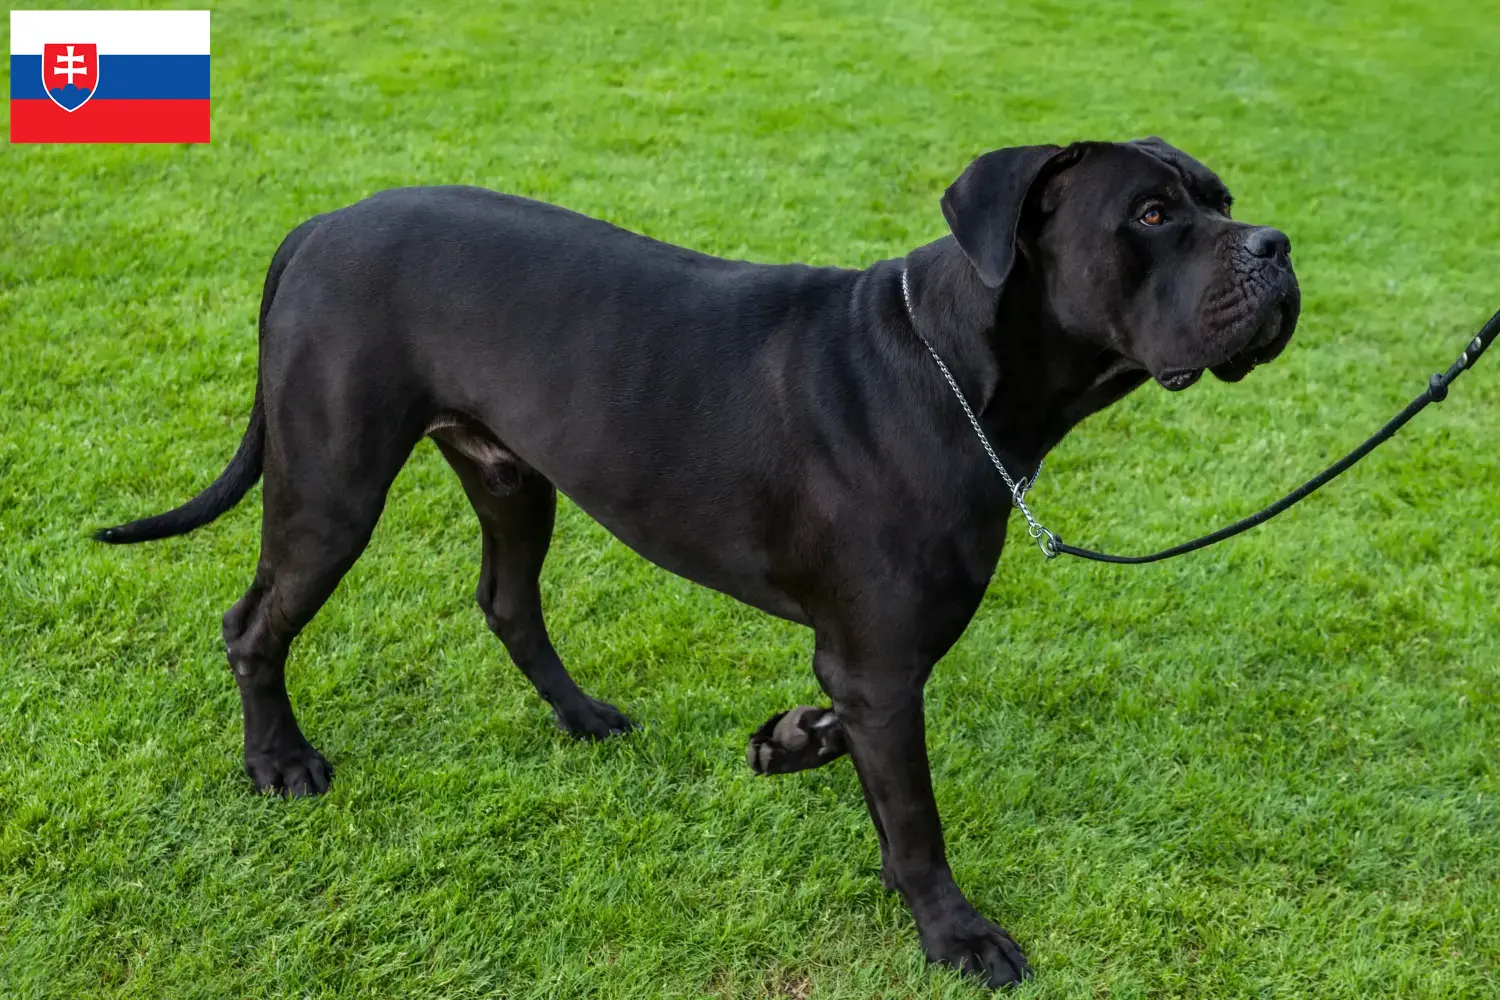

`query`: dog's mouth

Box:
[1208,289,1299,383]
[1156,368,1204,391]
[1154,275,1301,390]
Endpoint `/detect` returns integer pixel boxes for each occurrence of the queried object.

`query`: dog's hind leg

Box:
[222,414,415,797]
[433,430,632,741]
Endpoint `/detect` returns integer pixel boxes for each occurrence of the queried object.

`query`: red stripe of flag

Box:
[10,99,209,143]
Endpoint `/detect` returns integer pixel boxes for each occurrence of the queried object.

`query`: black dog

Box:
[98,138,1298,987]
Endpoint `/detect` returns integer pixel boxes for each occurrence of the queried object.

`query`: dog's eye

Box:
[1139,206,1164,226]
[1221,198,1233,217]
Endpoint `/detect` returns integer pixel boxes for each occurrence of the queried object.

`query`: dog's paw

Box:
[245,744,332,798]
[918,907,1032,989]
[747,705,847,774]
[553,696,634,740]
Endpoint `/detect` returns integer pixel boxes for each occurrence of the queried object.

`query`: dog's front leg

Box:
[815,647,1031,988]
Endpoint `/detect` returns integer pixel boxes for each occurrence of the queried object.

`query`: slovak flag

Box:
[10,9,210,143]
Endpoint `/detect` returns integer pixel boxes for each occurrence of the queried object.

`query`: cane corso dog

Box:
[98,137,1298,986]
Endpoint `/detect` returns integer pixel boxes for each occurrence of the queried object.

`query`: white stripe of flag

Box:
[10,10,210,55]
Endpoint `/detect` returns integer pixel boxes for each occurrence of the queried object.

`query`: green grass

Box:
[3,1,1499,996]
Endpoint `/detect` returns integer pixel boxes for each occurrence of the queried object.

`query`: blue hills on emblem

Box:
[48,83,93,111]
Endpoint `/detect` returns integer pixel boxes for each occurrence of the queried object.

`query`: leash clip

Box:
[1032,526,1061,559]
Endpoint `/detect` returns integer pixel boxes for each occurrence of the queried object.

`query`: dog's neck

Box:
[901,238,1149,474]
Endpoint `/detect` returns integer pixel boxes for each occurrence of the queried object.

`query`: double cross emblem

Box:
[52,45,90,86]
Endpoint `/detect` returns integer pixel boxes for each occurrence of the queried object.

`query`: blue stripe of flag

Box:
[10,54,210,101]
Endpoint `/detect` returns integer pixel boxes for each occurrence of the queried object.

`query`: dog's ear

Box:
[941,144,1071,289]
[1128,135,1194,174]
[1128,135,1177,156]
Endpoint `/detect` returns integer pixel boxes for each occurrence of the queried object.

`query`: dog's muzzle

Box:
[1193,230,1301,386]
[1207,276,1300,384]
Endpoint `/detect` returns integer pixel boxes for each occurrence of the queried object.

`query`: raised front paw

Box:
[918,904,1032,989]
[747,705,847,774]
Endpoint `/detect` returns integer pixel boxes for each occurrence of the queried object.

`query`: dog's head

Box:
[942,138,1300,390]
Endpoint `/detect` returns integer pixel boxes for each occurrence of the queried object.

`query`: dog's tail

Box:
[94,218,320,545]
[93,393,266,544]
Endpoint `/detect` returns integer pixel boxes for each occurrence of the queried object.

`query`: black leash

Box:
[1047,307,1500,564]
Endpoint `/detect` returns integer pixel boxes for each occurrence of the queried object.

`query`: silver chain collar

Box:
[900,268,1060,557]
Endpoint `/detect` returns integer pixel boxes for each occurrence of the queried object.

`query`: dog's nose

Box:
[1245,227,1291,260]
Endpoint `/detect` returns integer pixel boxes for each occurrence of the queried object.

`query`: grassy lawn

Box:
[3,1,1499,996]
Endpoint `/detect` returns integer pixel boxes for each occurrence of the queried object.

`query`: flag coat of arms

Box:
[10,10,210,143]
